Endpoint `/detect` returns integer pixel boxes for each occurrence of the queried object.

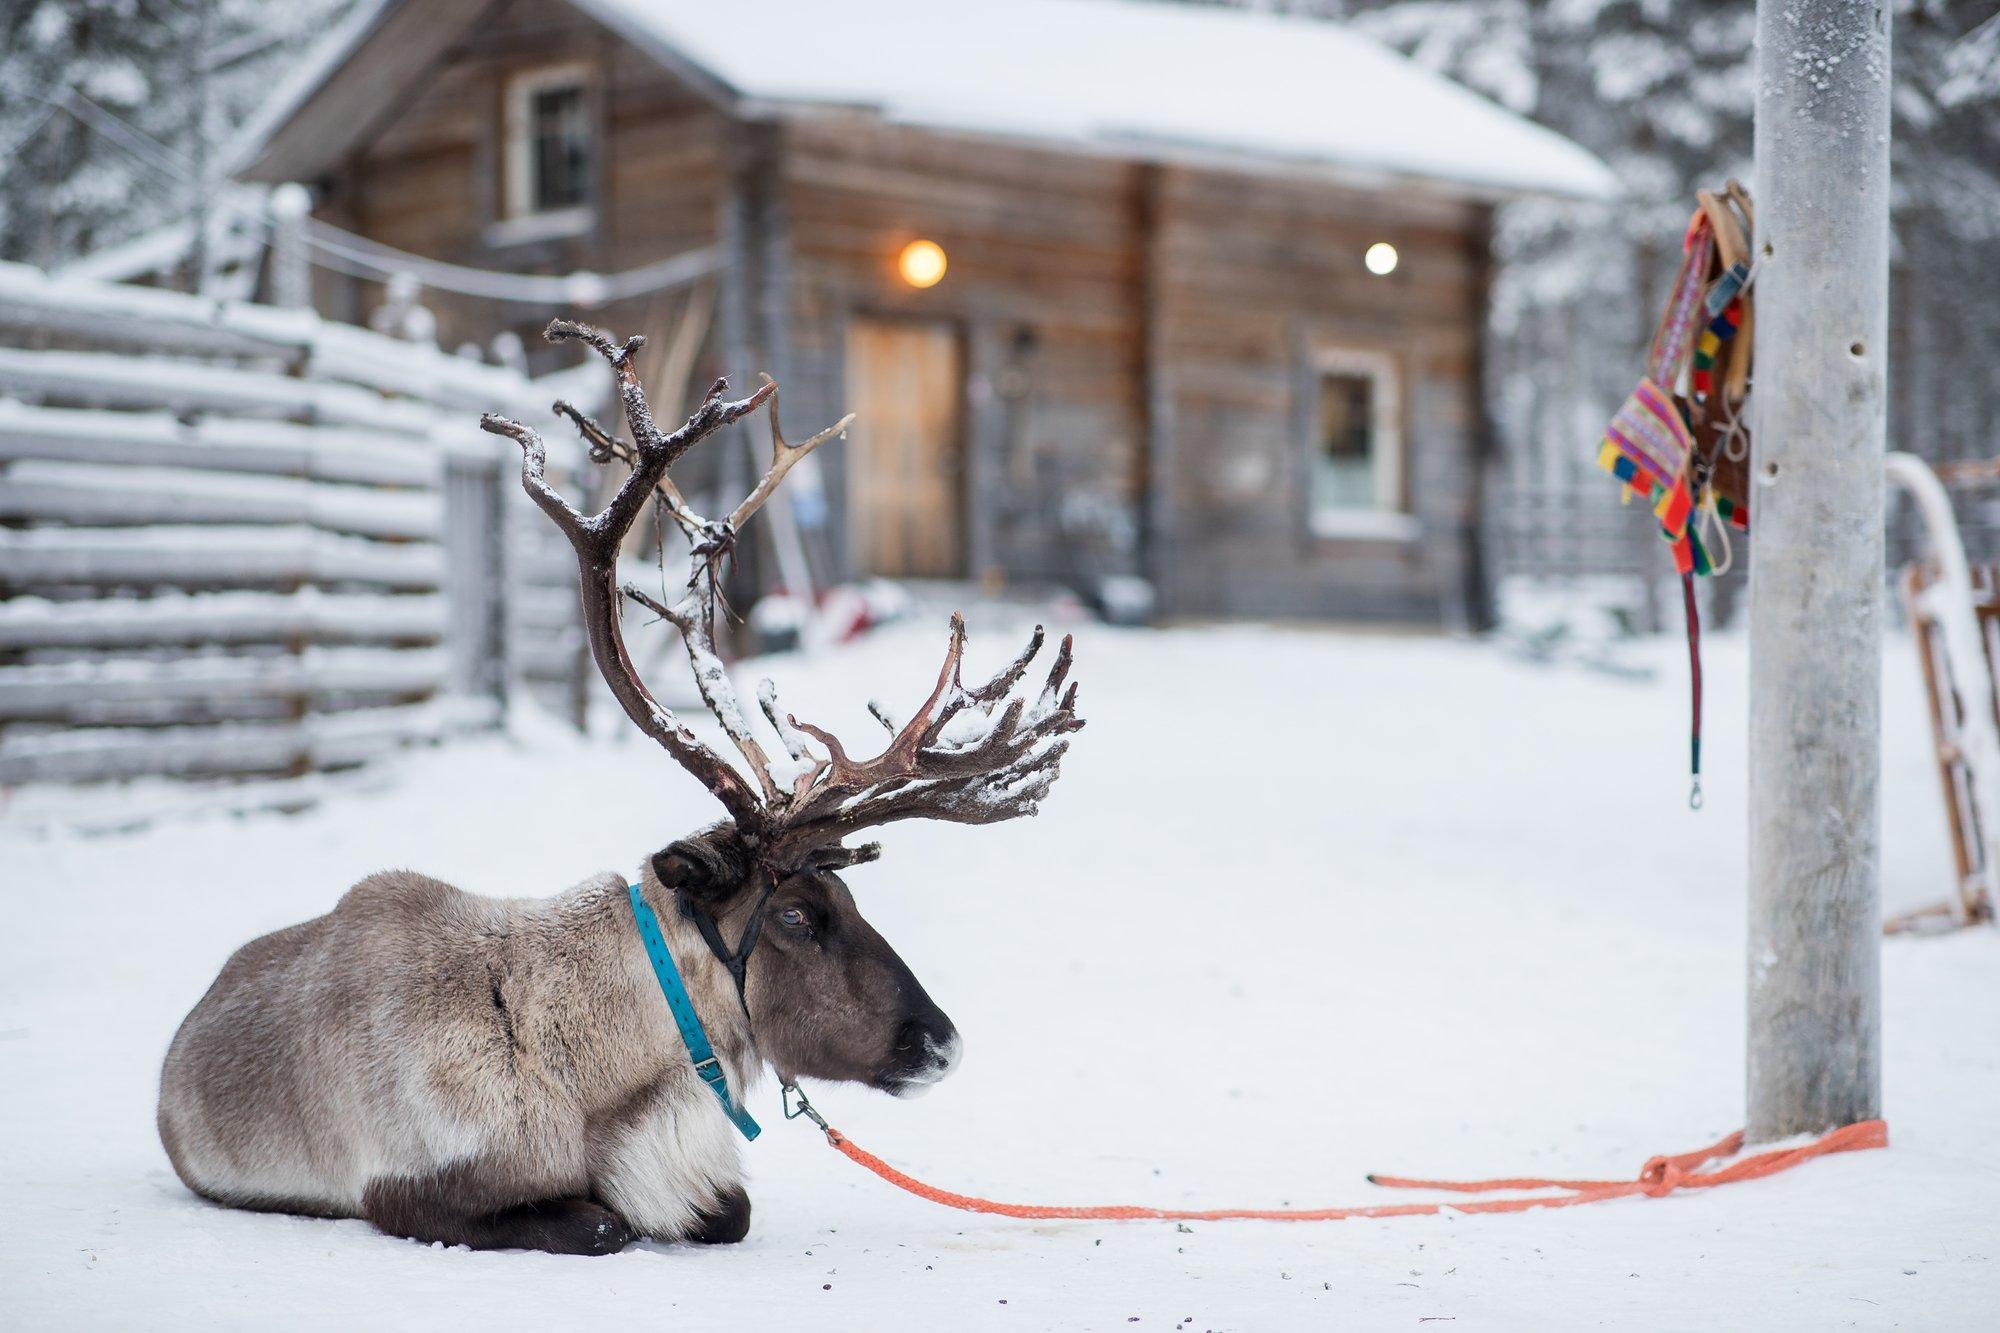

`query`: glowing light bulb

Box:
[898,239,948,289]
[1364,242,1400,276]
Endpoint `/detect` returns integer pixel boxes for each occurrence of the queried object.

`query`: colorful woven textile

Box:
[1595,204,1754,580]
[1647,225,1716,384]
[1603,377,1693,499]
[1596,374,1700,574]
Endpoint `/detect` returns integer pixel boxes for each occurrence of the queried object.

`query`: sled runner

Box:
[1890,452,2000,932]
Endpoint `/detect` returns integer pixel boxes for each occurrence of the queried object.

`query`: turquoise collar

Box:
[625,883,761,1141]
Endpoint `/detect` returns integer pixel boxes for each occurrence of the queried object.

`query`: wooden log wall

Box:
[0,262,579,784]
[308,0,1501,623]
[328,0,728,373]
[775,119,1148,589]
[1148,167,1492,620]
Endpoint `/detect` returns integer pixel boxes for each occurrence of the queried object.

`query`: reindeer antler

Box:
[761,614,1083,861]
[482,319,1083,864]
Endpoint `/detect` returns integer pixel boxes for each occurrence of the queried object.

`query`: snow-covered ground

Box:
[3,618,1994,1329]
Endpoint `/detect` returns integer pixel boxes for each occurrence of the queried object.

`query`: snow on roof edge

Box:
[742,97,1612,204]
[588,0,1622,202]
[222,0,1619,203]
[221,0,401,180]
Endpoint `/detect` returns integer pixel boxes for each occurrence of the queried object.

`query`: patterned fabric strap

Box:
[1646,214,1716,387]
[1603,377,1692,496]
[1692,300,1745,399]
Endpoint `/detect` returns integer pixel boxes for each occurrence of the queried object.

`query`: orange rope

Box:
[818,1119,1886,1222]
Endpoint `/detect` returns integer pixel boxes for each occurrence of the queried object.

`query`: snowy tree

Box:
[0,0,182,267]
[1889,2,2000,490]
[0,0,350,274]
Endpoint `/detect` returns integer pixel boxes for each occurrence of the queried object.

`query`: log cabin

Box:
[225,0,1613,625]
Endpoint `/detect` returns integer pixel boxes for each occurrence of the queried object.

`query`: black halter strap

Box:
[675,862,780,1018]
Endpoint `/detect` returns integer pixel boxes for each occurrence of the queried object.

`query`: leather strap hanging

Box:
[1594,184,1759,807]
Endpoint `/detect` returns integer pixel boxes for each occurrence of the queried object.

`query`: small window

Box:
[1307,348,1409,539]
[1314,372,1377,511]
[504,65,591,222]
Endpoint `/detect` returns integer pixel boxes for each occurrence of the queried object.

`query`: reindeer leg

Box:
[363,1164,635,1256]
[477,1197,636,1256]
[590,1088,748,1245]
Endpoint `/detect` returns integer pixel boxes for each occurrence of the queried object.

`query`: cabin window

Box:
[503,64,592,227]
[1306,347,1412,540]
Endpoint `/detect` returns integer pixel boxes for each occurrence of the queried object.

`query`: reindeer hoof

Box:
[531,1200,636,1256]
[687,1183,751,1245]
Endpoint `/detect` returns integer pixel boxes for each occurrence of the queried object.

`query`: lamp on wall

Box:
[1364,242,1400,276]
[898,238,948,289]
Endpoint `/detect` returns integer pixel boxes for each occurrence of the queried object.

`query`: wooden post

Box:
[182,0,216,295]
[963,321,1005,584]
[1456,207,1499,634]
[268,184,313,311]
[1138,164,1176,616]
[1747,0,1890,1141]
[742,124,816,611]
[717,131,758,525]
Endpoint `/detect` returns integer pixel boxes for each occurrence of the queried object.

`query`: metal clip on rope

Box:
[783,1081,830,1132]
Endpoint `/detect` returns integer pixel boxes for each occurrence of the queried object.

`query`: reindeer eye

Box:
[777,906,810,932]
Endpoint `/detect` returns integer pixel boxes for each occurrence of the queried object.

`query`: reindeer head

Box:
[644,827,958,1095]
[482,320,1083,1098]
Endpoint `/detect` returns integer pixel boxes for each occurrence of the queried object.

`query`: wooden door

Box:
[845,318,965,578]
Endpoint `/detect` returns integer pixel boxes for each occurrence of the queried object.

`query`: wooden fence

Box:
[0,263,587,784]
[1486,465,2000,629]
[1485,478,1660,581]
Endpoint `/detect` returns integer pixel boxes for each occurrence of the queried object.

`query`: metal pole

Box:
[1747,0,1890,1141]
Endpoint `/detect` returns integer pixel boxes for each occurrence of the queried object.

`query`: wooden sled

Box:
[1890,453,2000,933]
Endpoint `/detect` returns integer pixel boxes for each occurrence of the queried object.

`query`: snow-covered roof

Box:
[234,0,1615,201]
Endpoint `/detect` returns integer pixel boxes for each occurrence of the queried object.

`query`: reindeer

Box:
[157,320,1083,1255]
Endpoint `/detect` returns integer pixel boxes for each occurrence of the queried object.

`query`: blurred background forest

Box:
[4,0,1998,629]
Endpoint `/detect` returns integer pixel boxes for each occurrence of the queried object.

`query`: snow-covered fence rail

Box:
[0,263,586,784]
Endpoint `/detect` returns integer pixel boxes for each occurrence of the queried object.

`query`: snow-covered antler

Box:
[481,317,1083,864]
[761,614,1084,860]
[479,319,807,834]
[620,375,854,808]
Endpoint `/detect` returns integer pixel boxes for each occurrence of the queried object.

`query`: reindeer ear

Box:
[650,832,748,903]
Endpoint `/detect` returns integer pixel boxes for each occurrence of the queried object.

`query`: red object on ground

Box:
[816,1119,1887,1222]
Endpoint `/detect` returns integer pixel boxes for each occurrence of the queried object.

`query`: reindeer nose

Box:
[899,1010,955,1052]
[895,1007,955,1059]
[887,1010,962,1097]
